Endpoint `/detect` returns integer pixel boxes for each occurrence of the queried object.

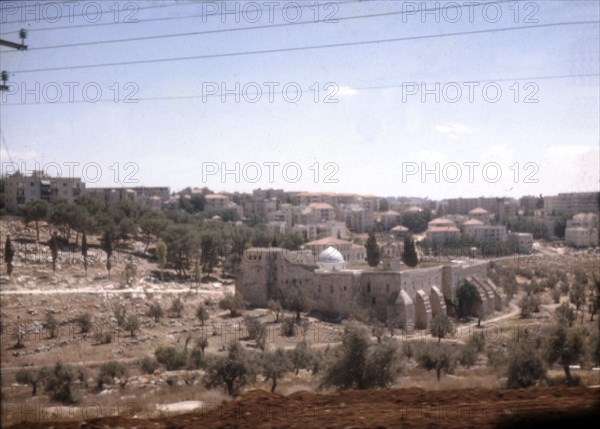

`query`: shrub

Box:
[113,304,127,328]
[543,323,587,384]
[147,302,164,322]
[44,313,59,339]
[155,346,188,371]
[219,293,246,317]
[506,338,546,388]
[97,361,128,390]
[260,348,291,392]
[519,294,541,318]
[551,287,561,304]
[44,362,77,404]
[555,302,576,327]
[76,313,92,334]
[95,331,113,344]
[320,321,400,390]
[204,341,256,395]
[280,318,296,337]
[363,339,402,388]
[170,297,184,318]
[196,305,209,326]
[416,342,456,382]
[124,314,140,337]
[429,314,455,342]
[458,344,478,368]
[188,337,209,370]
[455,281,482,319]
[268,299,283,322]
[467,331,486,353]
[16,367,49,396]
[289,341,314,375]
[140,356,159,374]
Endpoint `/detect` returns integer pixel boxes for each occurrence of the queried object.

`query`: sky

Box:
[0,0,598,200]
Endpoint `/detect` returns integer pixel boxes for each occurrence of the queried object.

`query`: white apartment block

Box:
[4,171,85,212]
[544,192,599,216]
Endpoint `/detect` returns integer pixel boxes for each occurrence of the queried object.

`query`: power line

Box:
[0,0,519,53]
[2,73,597,106]
[10,21,598,74]
[0,130,14,164]
[0,0,359,35]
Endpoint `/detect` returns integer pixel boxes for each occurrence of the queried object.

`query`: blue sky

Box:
[1,0,598,199]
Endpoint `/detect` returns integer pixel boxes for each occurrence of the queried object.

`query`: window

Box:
[386,284,390,294]
[371,297,376,305]
[330,285,333,293]
[318,285,322,293]
[367,283,371,293]
[343,285,347,291]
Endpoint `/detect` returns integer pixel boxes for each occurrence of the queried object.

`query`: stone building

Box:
[236,244,503,332]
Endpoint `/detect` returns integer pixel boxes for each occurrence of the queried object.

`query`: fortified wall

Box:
[236,246,502,332]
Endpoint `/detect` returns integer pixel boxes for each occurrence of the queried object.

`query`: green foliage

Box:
[402,236,418,268]
[147,302,164,322]
[569,282,586,312]
[113,304,127,328]
[204,342,256,396]
[22,199,48,241]
[458,343,478,368]
[156,240,167,280]
[401,209,431,234]
[416,342,456,382]
[260,348,291,392]
[455,281,482,319]
[429,314,455,342]
[44,312,59,339]
[320,321,401,390]
[555,302,576,327]
[289,341,314,375]
[467,331,486,353]
[320,321,370,390]
[506,336,546,388]
[362,338,401,388]
[76,313,92,334]
[170,297,184,318]
[97,361,128,390]
[268,299,283,322]
[140,356,159,374]
[4,235,15,276]
[280,318,297,337]
[155,346,188,371]
[283,285,310,320]
[219,293,246,317]
[196,304,209,326]
[519,293,541,318]
[365,232,380,267]
[544,323,587,384]
[124,314,140,337]
[16,367,48,396]
[49,233,59,273]
[44,362,77,404]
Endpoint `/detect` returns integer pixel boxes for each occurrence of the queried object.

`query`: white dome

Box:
[318,246,345,264]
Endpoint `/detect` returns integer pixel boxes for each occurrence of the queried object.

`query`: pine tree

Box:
[81,232,88,275]
[49,233,59,274]
[402,236,418,268]
[4,235,15,277]
[102,231,113,279]
[365,232,380,267]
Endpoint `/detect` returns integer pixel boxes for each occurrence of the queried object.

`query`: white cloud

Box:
[434,123,476,140]
[336,86,358,96]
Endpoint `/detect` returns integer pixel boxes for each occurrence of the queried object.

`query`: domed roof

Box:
[318,246,345,264]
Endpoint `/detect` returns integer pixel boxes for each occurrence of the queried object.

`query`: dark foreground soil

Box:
[5,385,600,429]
